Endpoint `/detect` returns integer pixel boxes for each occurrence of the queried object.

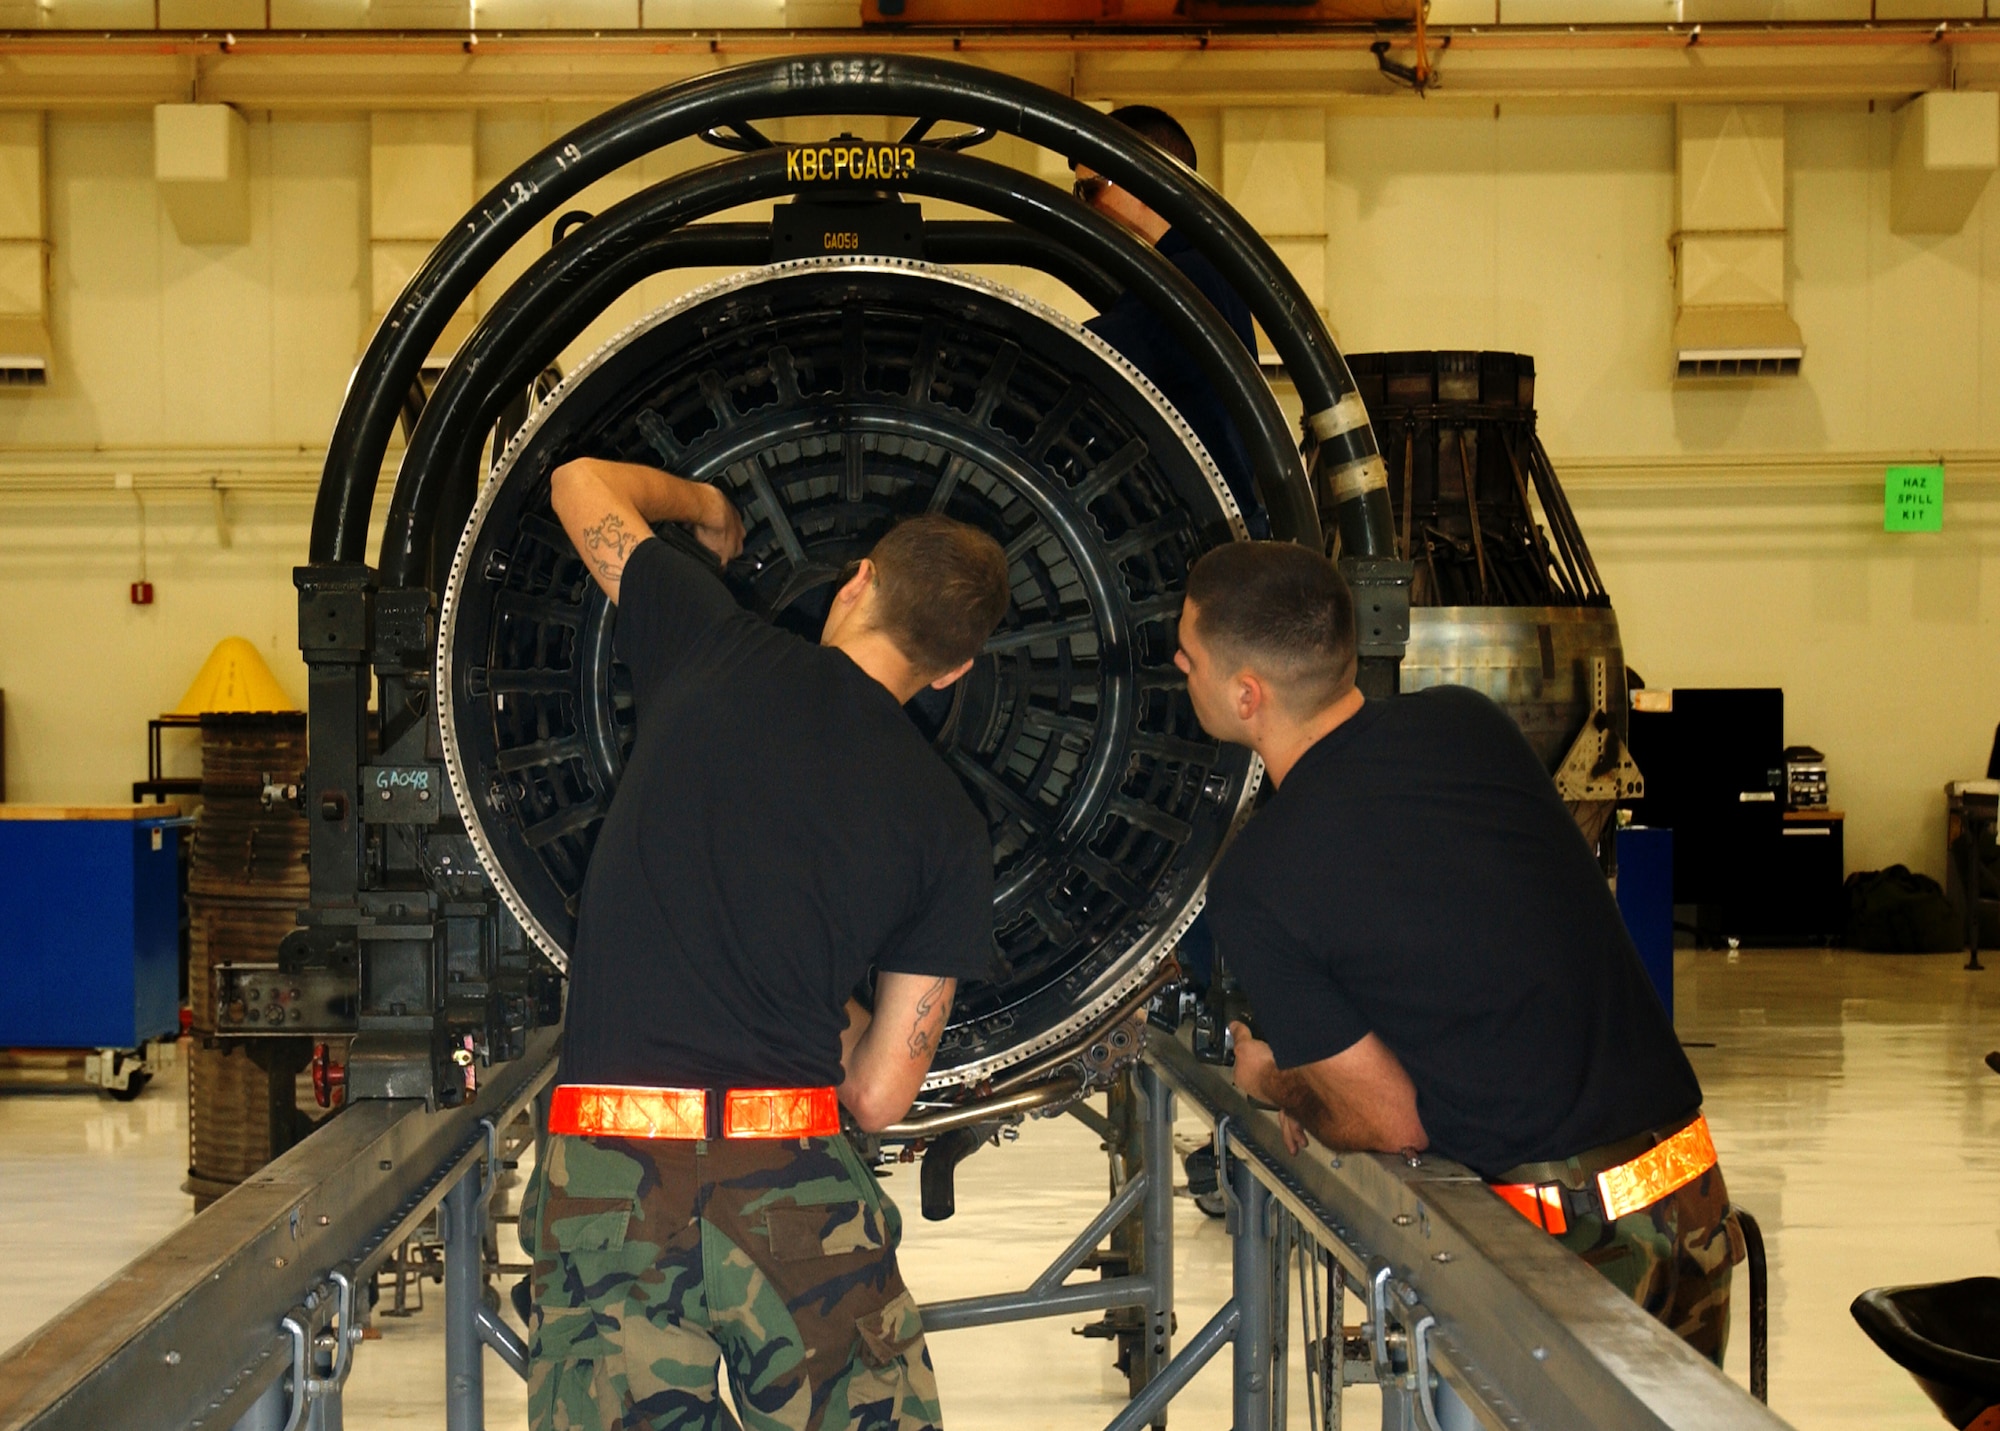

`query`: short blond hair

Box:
[868,515,1011,678]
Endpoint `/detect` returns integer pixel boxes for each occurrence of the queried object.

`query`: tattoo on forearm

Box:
[906,978,948,1059]
[580,511,641,582]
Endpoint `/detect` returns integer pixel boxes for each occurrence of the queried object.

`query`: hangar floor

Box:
[3,948,1996,1431]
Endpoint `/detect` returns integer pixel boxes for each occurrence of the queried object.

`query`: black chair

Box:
[1851,1277,2000,1429]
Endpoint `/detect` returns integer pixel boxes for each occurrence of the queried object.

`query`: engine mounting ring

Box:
[438,255,1261,1091]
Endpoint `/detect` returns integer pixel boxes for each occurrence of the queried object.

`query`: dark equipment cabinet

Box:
[1628,687,1842,945]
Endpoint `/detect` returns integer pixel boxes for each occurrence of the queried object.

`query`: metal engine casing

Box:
[437,257,1259,1102]
[1401,607,1629,769]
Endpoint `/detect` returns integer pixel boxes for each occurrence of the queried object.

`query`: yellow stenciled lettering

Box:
[863,147,880,180]
[818,147,833,180]
[901,147,916,179]
[833,147,849,179]
[785,148,801,181]
[848,145,865,178]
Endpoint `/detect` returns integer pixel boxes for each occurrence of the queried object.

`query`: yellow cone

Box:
[171,637,299,716]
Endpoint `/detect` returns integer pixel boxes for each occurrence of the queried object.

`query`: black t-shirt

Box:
[559,537,994,1091]
[1086,227,1269,536]
[1205,686,1702,1177]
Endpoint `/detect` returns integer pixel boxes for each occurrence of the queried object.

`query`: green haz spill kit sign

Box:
[1884,464,1944,533]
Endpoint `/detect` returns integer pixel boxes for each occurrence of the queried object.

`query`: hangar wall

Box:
[0,99,1993,884]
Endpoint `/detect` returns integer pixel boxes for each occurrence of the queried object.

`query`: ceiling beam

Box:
[0,25,1991,109]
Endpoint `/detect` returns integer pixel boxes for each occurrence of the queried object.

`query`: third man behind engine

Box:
[1073,106,1270,538]
[1177,540,1744,1365]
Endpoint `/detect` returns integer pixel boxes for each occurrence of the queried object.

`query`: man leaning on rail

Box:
[1174,541,1745,1364]
[522,456,1009,1431]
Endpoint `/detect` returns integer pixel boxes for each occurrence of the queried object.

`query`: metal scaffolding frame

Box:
[0,1029,1792,1431]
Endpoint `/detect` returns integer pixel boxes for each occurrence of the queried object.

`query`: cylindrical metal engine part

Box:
[186,1039,310,1210]
[189,714,309,899]
[1402,606,1635,849]
[306,57,1400,1118]
[187,714,313,1202]
[1348,349,1605,609]
[1350,351,1634,846]
[1400,607,1629,770]
[438,257,1259,1094]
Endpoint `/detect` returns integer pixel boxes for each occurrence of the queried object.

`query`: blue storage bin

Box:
[0,806,183,1050]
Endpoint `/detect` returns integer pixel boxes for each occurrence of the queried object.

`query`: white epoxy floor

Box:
[5,948,1999,1430]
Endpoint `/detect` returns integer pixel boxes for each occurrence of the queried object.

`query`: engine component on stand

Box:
[440,260,1255,1095]
[283,57,1400,1226]
[1350,350,1643,847]
[186,713,322,1208]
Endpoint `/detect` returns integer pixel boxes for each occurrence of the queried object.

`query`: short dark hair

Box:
[1184,542,1356,715]
[1107,105,1197,170]
[867,515,1011,679]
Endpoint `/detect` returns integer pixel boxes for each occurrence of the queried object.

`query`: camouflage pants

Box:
[520,1130,942,1431]
[1553,1160,1743,1365]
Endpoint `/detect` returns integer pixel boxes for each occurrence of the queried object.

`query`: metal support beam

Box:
[1231,1150,1276,1431]
[475,1308,530,1382]
[1029,1171,1150,1300]
[1137,1063,1176,1407]
[5,1024,1795,1431]
[442,1164,486,1431]
[921,1275,1158,1334]
[0,28,1995,110]
[918,1077,1174,1339]
[226,1377,286,1431]
[1102,1299,1242,1431]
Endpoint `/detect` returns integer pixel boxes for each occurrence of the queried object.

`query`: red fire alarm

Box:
[130,581,154,605]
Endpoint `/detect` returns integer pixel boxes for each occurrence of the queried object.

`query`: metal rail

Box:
[1144,1033,1794,1431]
[0,1028,560,1431]
[0,1027,1792,1431]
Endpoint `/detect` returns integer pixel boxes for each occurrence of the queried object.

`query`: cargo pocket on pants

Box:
[845,1289,943,1431]
[764,1200,886,1261]
[856,1288,924,1368]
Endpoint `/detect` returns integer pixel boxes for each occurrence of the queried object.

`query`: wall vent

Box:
[0,315,50,387]
[1676,352,1800,380]
[1672,305,1802,381]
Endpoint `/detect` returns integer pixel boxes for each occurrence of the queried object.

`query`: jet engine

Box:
[250,57,1407,1193]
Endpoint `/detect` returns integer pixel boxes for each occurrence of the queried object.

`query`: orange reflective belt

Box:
[723,1087,842,1139]
[1491,1181,1569,1235]
[1596,1115,1717,1221]
[548,1084,841,1140]
[1491,1115,1719,1235]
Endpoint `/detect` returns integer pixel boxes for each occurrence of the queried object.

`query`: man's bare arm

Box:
[1231,1025,1429,1155]
[840,998,871,1070]
[838,974,956,1134]
[549,457,744,604]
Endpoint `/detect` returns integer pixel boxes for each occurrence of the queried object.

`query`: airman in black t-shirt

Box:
[1176,540,1742,1365]
[525,457,1010,1431]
